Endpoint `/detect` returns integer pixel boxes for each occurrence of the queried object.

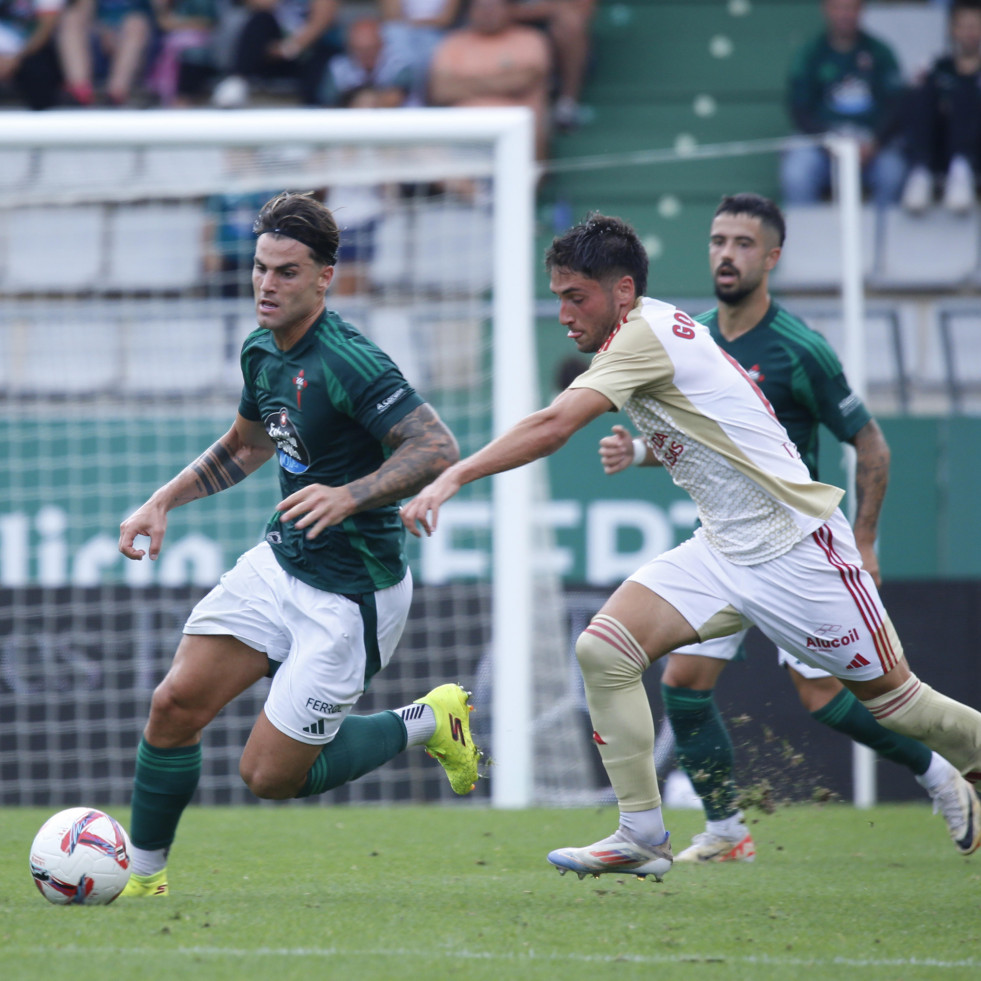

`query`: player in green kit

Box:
[599,193,980,862]
[117,191,479,897]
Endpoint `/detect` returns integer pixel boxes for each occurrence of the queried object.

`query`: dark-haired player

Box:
[402,211,981,881]
[118,191,478,897]
[599,193,979,863]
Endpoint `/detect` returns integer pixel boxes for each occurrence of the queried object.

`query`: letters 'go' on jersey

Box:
[568,298,844,566]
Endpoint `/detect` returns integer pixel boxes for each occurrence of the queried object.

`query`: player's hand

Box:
[400,468,464,537]
[277,483,356,540]
[119,500,168,560]
[599,424,636,475]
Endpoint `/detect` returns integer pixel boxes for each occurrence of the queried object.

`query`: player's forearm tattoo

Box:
[853,421,890,539]
[348,404,459,511]
[191,441,249,497]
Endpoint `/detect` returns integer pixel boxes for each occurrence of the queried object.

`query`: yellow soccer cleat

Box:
[119,868,168,897]
[414,683,480,794]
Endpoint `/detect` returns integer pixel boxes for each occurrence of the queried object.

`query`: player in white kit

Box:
[401,213,981,880]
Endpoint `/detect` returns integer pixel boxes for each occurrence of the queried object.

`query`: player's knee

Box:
[575,615,646,689]
[146,680,210,743]
[792,674,841,713]
[239,758,296,800]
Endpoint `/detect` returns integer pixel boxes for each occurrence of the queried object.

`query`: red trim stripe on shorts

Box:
[811,523,899,672]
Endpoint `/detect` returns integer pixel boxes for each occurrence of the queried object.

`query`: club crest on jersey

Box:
[293,369,307,408]
[264,406,311,474]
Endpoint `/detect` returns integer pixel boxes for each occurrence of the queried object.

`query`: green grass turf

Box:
[2,803,979,981]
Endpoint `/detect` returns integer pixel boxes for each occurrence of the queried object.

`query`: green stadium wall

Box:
[1,414,979,585]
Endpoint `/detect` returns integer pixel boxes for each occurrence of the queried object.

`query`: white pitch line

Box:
[15,946,980,970]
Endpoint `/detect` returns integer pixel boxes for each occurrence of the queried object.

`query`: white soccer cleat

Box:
[675,828,756,863]
[930,770,981,856]
[547,829,672,881]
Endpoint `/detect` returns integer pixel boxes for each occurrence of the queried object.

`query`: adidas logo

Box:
[845,653,871,670]
[302,718,328,735]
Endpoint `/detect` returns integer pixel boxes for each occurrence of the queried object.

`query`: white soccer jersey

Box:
[568,297,844,564]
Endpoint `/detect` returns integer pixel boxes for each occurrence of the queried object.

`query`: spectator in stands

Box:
[509,0,595,131]
[210,0,341,107]
[428,0,551,160]
[145,0,218,106]
[901,0,981,213]
[781,0,907,207]
[201,184,272,297]
[379,0,461,107]
[0,0,64,109]
[57,0,155,106]
[319,15,412,107]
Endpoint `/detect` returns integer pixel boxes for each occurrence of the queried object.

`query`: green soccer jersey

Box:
[787,29,904,141]
[696,301,871,480]
[238,308,424,594]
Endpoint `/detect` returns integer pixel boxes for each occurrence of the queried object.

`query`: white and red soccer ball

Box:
[30,807,131,905]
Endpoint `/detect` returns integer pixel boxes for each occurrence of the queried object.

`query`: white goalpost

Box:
[0,108,596,810]
[826,134,877,809]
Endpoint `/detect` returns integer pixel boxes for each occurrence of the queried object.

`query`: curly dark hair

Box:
[252,191,340,265]
[545,212,648,298]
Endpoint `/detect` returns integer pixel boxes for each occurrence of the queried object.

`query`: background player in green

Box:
[599,193,979,862]
[117,191,479,897]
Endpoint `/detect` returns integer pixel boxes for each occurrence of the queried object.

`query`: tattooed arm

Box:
[850,418,890,587]
[119,414,275,560]
[276,403,459,541]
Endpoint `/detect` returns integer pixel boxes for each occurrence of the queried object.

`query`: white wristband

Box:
[632,438,648,466]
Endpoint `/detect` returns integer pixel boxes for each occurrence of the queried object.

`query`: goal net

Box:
[0,108,597,810]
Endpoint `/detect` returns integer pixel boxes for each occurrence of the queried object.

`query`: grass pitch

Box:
[2,803,979,981]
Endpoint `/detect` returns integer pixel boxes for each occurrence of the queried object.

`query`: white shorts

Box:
[184,542,412,745]
[628,508,902,682]
[673,630,833,680]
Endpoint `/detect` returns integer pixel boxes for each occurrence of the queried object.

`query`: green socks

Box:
[298,712,408,797]
[811,687,932,775]
[130,737,202,850]
[662,683,933,827]
[662,684,738,821]
[131,713,410,831]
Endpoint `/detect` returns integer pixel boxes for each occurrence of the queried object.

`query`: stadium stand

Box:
[0,2,976,412]
[541,0,822,296]
[119,314,229,393]
[4,206,104,291]
[536,0,981,414]
[771,204,879,291]
[106,204,206,291]
[873,207,980,291]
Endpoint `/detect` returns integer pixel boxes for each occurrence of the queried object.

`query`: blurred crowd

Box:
[0,0,978,204]
[0,0,595,158]
[781,0,981,213]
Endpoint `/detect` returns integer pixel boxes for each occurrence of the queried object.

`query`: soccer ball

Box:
[29,807,131,905]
